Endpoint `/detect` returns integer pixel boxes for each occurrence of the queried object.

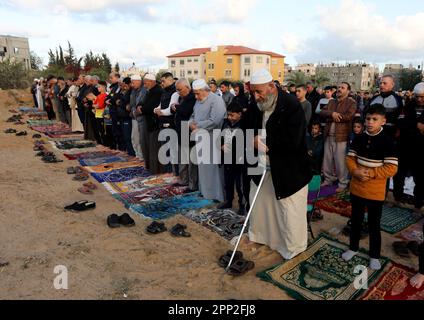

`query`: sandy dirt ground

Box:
[0,89,421,300]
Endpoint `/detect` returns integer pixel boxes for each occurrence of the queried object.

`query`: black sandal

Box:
[119,213,135,227]
[4,128,17,134]
[218,250,243,268]
[392,241,410,258]
[67,167,77,174]
[170,224,191,237]
[64,200,96,212]
[146,221,167,234]
[32,134,42,139]
[407,241,420,257]
[107,214,121,228]
[226,259,255,276]
[16,131,27,136]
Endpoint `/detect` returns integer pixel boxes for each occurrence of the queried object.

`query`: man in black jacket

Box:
[105,72,124,151]
[138,73,164,174]
[246,68,312,260]
[115,77,135,156]
[172,78,198,191]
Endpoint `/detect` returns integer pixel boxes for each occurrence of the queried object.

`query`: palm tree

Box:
[286,71,310,86]
[312,71,330,87]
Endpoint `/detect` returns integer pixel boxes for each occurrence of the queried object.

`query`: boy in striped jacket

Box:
[342,104,398,270]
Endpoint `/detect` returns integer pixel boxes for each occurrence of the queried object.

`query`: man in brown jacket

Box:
[320,82,357,192]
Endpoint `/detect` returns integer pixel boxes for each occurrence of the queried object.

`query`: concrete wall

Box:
[0,35,31,70]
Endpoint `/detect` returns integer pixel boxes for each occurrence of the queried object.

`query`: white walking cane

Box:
[225,169,267,272]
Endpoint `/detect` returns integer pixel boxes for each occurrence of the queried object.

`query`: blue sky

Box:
[1,0,424,71]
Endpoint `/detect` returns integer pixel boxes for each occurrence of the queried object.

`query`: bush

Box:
[0,58,30,89]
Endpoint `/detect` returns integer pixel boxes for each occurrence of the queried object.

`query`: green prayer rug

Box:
[378,206,422,234]
[257,234,389,300]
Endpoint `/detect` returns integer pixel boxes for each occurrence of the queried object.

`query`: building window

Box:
[14,47,19,54]
[225,70,232,77]
[187,70,192,75]
[180,70,185,77]
[194,58,198,62]
[278,71,282,78]
[187,59,192,63]
[267,58,270,64]
[194,70,198,75]
[244,57,251,65]
[171,60,176,67]
[227,57,233,64]
[256,56,263,64]
[180,59,185,65]
[208,63,215,70]
[272,59,277,65]
[244,69,251,77]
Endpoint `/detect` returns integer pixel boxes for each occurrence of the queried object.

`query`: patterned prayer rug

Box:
[183,208,247,241]
[53,139,97,150]
[83,161,141,173]
[63,150,119,160]
[362,263,424,300]
[396,220,424,243]
[79,155,133,167]
[27,119,57,126]
[30,124,72,133]
[103,174,179,194]
[129,192,215,220]
[316,195,352,218]
[113,184,189,206]
[257,234,389,300]
[90,166,152,183]
[377,206,422,235]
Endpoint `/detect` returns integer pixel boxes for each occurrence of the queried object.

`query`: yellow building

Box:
[167,45,285,83]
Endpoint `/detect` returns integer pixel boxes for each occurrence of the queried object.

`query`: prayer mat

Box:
[19,107,43,114]
[63,150,119,160]
[90,166,152,183]
[362,263,424,300]
[316,195,352,218]
[308,185,338,201]
[103,173,179,194]
[113,184,189,206]
[84,161,141,173]
[183,208,247,241]
[53,140,97,150]
[397,220,424,243]
[27,120,57,126]
[46,132,84,139]
[129,192,215,220]
[79,155,133,167]
[257,234,389,300]
[378,206,422,235]
[30,124,72,133]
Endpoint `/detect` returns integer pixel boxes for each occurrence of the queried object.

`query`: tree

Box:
[311,71,330,87]
[286,71,310,86]
[0,58,29,89]
[30,51,43,70]
[399,69,423,91]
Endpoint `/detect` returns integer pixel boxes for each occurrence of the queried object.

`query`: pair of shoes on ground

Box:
[15,131,27,136]
[392,241,421,258]
[218,202,246,216]
[4,128,17,134]
[78,182,98,195]
[42,154,63,163]
[146,221,191,237]
[218,250,255,276]
[64,200,96,212]
[67,166,84,175]
[73,172,89,181]
[32,134,42,139]
[107,213,135,228]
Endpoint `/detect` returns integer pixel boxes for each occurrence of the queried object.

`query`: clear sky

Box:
[1,0,423,71]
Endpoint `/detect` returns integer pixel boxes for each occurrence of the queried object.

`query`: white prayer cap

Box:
[413,82,424,95]
[250,68,273,85]
[34,78,39,82]
[131,74,142,81]
[192,79,209,90]
[143,73,156,81]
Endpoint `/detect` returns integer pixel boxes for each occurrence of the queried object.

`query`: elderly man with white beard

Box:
[189,79,227,202]
[245,68,312,260]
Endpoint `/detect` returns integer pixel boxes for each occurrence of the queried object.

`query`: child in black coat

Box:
[306,121,324,175]
[219,101,247,215]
